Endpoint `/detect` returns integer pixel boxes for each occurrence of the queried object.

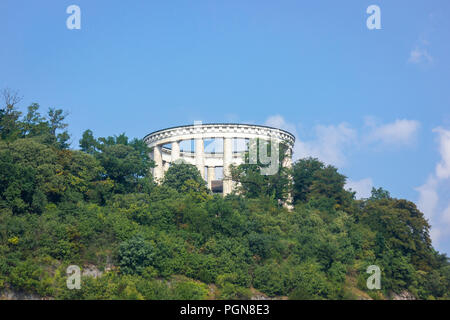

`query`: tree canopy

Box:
[0,93,448,300]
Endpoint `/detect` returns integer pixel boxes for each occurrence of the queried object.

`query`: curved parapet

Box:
[144,123,295,148]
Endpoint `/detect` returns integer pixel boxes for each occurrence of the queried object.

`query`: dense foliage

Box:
[0,93,449,300]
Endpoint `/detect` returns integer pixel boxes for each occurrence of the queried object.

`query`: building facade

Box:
[143,123,295,195]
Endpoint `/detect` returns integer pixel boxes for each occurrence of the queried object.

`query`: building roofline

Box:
[143,123,296,142]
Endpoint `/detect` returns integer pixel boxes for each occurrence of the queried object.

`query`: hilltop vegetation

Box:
[0,92,449,300]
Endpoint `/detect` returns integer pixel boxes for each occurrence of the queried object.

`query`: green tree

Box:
[79,132,153,193]
[230,140,291,203]
[22,103,46,138]
[79,129,99,154]
[163,162,207,194]
[291,157,324,203]
[0,88,22,141]
[292,157,353,210]
[370,187,391,200]
[118,234,156,275]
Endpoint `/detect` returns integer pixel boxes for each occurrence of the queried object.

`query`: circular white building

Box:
[143,123,295,195]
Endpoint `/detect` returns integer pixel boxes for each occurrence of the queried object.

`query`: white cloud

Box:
[265,116,420,167]
[345,178,373,199]
[415,175,439,221]
[408,36,433,65]
[408,47,433,64]
[415,127,450,248]
[430,228,442,247]
[442,204,450,225]
[296,123,357,167]
[367,119,420,146]
[265,115,298,138]
[433,127,450,179]
[265,115,357,167]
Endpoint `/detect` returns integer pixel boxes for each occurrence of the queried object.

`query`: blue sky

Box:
[1,1,450,254]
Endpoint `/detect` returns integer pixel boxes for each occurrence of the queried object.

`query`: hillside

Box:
[0,99,449,300]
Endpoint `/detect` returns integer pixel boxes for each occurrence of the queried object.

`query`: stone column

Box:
[207,166,215,190]
[153,144,163,182]
[195,138,205,179]
[163,161,170,173]
[283,146,294,211]
[171,140,180,163]
[223,137,232,195]
[282,146,293,169]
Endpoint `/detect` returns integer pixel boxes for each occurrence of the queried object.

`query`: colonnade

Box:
[151,137,235,192]
[143,123,295,195]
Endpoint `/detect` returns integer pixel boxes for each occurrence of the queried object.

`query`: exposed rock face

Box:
[1,264,116,300]
[391,291,416,300]
[251,294,272,300]
[251,294,287,300]
[80,263,115,278]
[82,264,103,278]
[0,290,48,300]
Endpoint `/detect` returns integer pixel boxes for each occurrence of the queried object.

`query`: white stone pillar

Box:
[153,145,163,182]
[283,146,294,211]
[195,138,205,179]
[171,140,180,162]
[207,166,215,190]
[283,146,293,169]
[163,161,170,173]
[223,137,233,195]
